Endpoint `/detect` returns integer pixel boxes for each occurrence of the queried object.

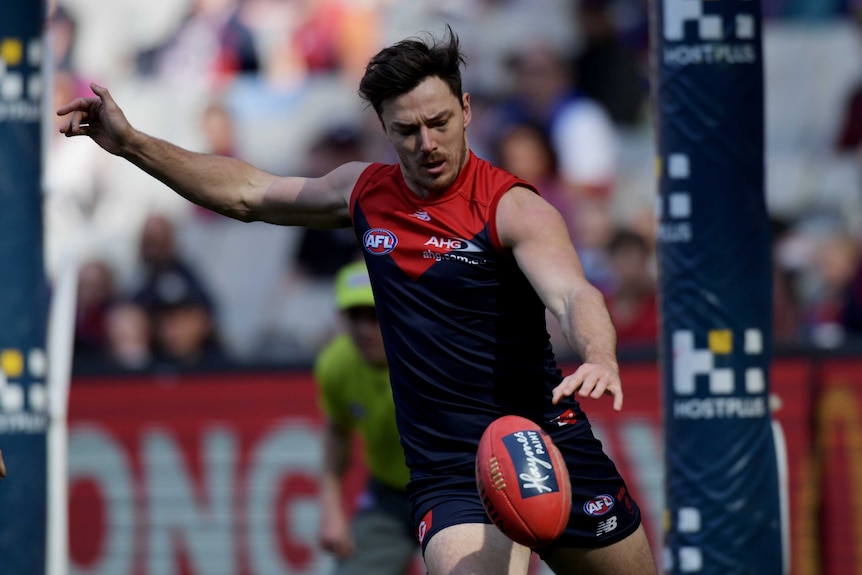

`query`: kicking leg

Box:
[543,524,657,575]
[423,523,532,575]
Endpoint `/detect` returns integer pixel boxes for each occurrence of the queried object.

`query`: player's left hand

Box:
[551,362,623,411]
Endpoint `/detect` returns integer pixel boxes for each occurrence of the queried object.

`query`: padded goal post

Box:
[652,0,785,572]
[0,1,49,572]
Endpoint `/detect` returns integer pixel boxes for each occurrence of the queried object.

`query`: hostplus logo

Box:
[0,36,42,122]
[0,348,49,433]
[671,328,768,419]
[662,0,758,66]
[657,153,692,244]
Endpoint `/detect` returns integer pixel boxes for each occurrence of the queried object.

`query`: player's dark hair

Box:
[358,25,466,116]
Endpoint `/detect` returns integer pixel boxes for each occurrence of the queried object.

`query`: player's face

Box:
[379,76,471,197]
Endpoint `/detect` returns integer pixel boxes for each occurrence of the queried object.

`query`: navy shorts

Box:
[413,423,642,557]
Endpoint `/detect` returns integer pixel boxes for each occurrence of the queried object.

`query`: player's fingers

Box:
[586,371,612,400]
[593,374,624,411]
[551,365,588,403]
[55,96,94,117]
[612,386,624,411]
[551,376,575,404]
[577,369,603,399]
[90,83,118,111]
[90,82,110,100]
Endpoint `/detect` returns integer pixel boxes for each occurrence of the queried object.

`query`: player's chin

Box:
[421,170,456,192]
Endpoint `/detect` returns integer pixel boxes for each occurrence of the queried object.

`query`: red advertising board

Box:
[67,357,861,574]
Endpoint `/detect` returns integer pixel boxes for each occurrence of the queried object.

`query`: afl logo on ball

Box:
[363,229,398,255]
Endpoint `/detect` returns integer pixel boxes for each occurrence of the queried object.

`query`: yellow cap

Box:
[334,260,375,310]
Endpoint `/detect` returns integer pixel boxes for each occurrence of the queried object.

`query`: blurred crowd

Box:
[45,0,862,371]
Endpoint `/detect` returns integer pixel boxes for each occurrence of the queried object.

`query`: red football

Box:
[475,415,571,548]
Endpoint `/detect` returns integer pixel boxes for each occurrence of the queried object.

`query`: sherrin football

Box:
[475,415,572,548]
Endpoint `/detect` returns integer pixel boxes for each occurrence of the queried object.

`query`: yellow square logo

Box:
[1,38,23,66]
[708,330,733,355]
[1,349,24,377]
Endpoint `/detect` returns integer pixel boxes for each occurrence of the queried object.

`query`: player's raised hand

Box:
[552,361,623,411]
[56,83,134,157]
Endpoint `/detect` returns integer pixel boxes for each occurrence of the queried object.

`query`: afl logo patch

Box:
[363,228,398,255]
[583,494,615,516]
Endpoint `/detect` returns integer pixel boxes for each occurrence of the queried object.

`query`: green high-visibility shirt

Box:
[314,333,410,490]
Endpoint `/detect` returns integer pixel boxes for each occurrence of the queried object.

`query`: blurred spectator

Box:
[293,124,365,279]
[136,0,260,90]
[290,0,382,80]
[74,259,118,361]
[604,228,658,347]
[103,300,153,370]
[770,218,805,346]
[137,266,226,368]
[493,122,579,241]
[129,212,225,368]
[202,99,240,158]
[801,230,860,347]
[130,212,208,285]
[45,5,117,283]
[773,264,804,346]
[239,0,381,81]
[483,41,619,203]
[571,198,617,295]
[569,0,648,128]
[839,239,862,339]
[834,86,862,154]
[193,99,242,221]
[49,4,89,89]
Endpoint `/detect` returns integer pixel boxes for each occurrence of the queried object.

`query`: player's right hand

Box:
[56,83,134,157]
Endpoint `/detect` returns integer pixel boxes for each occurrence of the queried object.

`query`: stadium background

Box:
[11,0,862,572]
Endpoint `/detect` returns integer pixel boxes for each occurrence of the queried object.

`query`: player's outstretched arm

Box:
[497,187,623,411]
[56,83,362,228]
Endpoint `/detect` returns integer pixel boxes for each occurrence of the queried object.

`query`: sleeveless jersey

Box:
[349,152,588,503]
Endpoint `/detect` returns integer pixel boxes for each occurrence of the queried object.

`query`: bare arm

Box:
[318,418,355,559]
[496,187,623,411]
[56,83,365,228]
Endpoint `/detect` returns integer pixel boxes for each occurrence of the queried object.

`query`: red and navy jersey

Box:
[350,152,587,503]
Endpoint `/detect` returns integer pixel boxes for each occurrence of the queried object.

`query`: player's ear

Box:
[462,92,472,128]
